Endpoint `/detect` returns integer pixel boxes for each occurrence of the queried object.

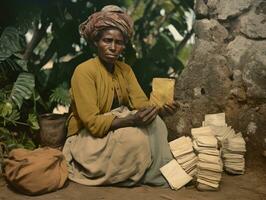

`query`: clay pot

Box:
[38,113,68,148]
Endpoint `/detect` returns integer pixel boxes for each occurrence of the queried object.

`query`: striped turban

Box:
[79,5,133,42]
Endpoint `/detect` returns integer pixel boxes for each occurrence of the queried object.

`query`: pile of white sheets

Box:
[202,113,246,175]
[160,159,192,190]
[202,113,226,127]
[160,112,247,191]
[222,133,246,174]
[192,127,223,190]
[169,136,198,176]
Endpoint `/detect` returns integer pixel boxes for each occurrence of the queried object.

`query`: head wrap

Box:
[79,5,133,42]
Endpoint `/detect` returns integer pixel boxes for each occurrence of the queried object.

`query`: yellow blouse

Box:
[67,57,151,137]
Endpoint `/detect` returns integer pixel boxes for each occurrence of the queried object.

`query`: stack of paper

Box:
[193,136,218,150]
[222,133,246,174]
[160,159,192,190]
[196,144,223,189]
[201,113,246,175]
[169,136,198,176]
[191,127,223,189]
[201,113,235,142]
[191,126,214,138]
[202,113,226,127]
[209,126,236,142]
[191,127,217,152]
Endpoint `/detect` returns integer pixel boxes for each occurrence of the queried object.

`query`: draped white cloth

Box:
[63,106,173,186]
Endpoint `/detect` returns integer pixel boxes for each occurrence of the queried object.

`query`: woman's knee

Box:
[115,127,149,149]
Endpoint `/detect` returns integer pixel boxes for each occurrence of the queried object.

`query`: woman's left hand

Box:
[159,101,179,117]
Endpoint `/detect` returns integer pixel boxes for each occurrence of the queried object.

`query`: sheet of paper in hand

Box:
[150,78,175,107]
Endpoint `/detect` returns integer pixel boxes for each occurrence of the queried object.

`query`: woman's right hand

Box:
[110,106,158,131]
[131,106,158,127]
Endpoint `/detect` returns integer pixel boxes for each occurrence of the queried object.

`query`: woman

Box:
[63,5,178,187]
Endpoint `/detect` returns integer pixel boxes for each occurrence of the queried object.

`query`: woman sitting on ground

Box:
[63,5,178,187]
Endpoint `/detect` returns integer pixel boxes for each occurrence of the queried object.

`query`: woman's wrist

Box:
[158,107,165,117]
[110,114,136,131]
[125,114,136,127]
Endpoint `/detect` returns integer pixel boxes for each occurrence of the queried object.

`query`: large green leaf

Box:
[0,101,12,117]
[0,27,24,61]
[10,72,35,109]
[49,82,71,107]
[27,113,40,130]
[2,109,20,126]
[14,58,28,72]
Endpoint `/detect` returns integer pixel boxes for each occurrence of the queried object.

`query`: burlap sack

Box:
[4,147,68,195]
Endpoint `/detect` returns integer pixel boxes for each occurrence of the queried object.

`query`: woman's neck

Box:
[99,57,115,73]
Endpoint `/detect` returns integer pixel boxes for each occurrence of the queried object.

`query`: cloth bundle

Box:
[4,147,68,195]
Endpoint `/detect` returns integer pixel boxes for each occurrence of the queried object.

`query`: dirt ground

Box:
[1,152,265,200]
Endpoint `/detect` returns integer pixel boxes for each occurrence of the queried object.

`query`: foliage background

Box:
[0,0,194,152]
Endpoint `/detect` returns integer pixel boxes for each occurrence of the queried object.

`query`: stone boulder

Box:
[166,0,266,158]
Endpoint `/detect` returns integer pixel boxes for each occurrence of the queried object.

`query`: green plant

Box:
[49,83,71,108]
[0,75,37,151]
[0,141,7,177]
[0,25,71,151]
[125,0,194,94]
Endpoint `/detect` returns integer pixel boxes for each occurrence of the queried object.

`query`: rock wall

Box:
[167,0,266,157]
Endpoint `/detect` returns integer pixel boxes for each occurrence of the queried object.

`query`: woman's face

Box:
[95,28,125,65]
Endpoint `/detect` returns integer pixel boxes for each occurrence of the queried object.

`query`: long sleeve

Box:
[125,66,151,109]
[71,65,116,138]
